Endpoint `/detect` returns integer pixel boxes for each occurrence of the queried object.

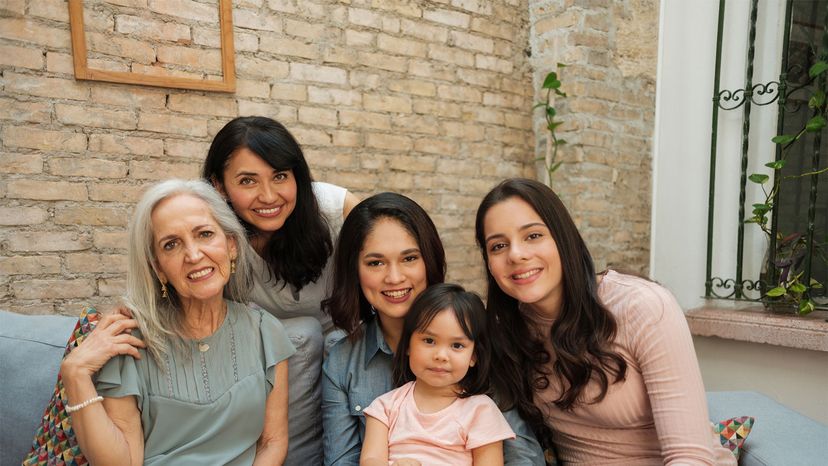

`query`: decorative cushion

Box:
[713,416,755,459]
[22,308,99,466]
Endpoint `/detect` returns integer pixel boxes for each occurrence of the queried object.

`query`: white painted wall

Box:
[652,1,826,423]
[651,0,785,309]
[694,336,828,424]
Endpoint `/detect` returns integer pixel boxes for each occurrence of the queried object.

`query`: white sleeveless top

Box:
[246,182,346,333]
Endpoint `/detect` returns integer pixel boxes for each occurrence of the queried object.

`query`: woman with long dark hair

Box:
[475,178,735,465]
[204,116,358,463]
[321,192,545,465]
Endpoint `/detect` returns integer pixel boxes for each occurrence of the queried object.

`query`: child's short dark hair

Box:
[393,283,492,398]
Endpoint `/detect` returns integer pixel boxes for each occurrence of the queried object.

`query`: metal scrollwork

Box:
[709,277,765,300]
[715,81,781,110]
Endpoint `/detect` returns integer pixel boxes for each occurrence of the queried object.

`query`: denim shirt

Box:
[321,318,546,466]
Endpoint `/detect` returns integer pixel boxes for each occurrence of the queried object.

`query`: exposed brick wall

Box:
[529,0,657,274]
[1,0,536,314]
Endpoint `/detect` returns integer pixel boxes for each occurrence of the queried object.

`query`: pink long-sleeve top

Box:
[527,271,735,465]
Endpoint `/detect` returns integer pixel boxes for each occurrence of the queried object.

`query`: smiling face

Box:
[483,196,564,318]
[151,194,237,308]
[218,147,297,241]
[408,309,476,393]
[358,218,428,326]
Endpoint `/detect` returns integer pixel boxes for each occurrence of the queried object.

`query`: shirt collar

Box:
[364,317,393,368]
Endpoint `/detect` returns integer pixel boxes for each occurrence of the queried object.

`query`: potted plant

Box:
[747,60,828,315]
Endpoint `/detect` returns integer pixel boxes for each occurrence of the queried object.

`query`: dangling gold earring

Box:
[230,259,236,274]
[161,282,168,298]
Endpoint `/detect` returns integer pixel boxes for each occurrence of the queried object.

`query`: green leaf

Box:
[542,73,559,89]
[546,107,557,118]
[810,278,824,289]
[806,115,827,132]
[533,102,547,110]
[547,121,563,131]
[548,161,563,173]
[752,203,771,215]
[557,63,567,68]
[798,299,815,316]
[809,90,826,109]
[749,174,769,184]
[765,286,787,297]
[809,61,828,79]
[533,156,546,162]
[790,282,807,294]
[556,139,567,145]
[554,90,567,97]
[771,134,796,145]
[744,217,759,224]
[764,160,786,170]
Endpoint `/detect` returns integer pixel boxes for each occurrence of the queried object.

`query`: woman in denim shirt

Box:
[321,193,546,466]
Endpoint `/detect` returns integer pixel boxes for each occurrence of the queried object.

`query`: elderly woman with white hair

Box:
[59,179,295,465]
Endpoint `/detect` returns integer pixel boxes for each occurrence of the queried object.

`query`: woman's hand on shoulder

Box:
[343,191,360,219]
[61,312,146,379]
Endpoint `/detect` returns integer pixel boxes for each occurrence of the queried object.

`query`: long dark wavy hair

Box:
[393,283,492,398]
[474,178,627,442]
[323,192,446,340]
[203,116,332,291]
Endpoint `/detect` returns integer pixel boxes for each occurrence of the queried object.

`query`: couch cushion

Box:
[0,310,75,466]
[707,391,828,466]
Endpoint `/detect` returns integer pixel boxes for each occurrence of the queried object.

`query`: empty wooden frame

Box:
[68,0,236,92]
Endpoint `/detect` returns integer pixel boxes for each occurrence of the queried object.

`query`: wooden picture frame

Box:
[68,0,236,93]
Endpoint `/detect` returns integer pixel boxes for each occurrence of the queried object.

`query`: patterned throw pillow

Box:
[22,308,99,466]
[713,416,755,459]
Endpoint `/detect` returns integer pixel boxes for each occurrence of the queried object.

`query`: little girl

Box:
[360,283,515,466]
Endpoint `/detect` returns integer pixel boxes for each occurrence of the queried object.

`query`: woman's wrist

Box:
[60,359,93,380]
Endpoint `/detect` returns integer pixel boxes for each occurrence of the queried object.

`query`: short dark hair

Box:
[323,192,446,339]
[392,283,492,398]
[203,116,332,290]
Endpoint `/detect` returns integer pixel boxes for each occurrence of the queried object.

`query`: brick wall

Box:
[1,0,659,315]
[529,0,658,273]
[1,0,536,314]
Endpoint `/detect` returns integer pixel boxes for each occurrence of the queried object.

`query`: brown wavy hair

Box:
[474,178,627,443]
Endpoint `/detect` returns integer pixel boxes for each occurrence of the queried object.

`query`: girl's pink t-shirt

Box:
[364,381,515,465]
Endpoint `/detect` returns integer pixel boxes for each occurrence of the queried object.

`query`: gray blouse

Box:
[96,300,296,465]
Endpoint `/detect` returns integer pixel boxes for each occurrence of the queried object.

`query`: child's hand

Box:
[391,460,421,466]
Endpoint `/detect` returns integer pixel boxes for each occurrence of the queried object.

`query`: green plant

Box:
[534,63,567,187]
[747,60,828,315]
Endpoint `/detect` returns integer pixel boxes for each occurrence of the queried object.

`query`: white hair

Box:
[125,179,253,363]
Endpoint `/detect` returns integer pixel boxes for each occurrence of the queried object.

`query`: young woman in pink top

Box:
[475,178,735,465]
[361,283,515,466]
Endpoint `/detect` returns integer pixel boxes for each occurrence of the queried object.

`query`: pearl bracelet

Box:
[66,395,104,413]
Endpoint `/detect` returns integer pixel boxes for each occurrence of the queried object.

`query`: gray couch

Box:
[2,310,827,466]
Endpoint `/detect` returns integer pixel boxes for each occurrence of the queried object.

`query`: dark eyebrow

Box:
[362,248,421,259]
[484,222,547,244]
[233,171,260,178]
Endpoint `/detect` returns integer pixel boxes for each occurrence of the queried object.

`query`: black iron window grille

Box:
[705,0,828,311]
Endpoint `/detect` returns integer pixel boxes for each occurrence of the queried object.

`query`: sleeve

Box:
[95,353,143,406]
[464,395,516,450]
[624,282,717,466]
[312,181,347,233]
[362,391,392,427]
[321,342,362,466]
[260,312,297,391]
[501,408,547,466]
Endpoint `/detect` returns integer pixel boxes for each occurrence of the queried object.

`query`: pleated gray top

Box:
[96,300,295,465]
